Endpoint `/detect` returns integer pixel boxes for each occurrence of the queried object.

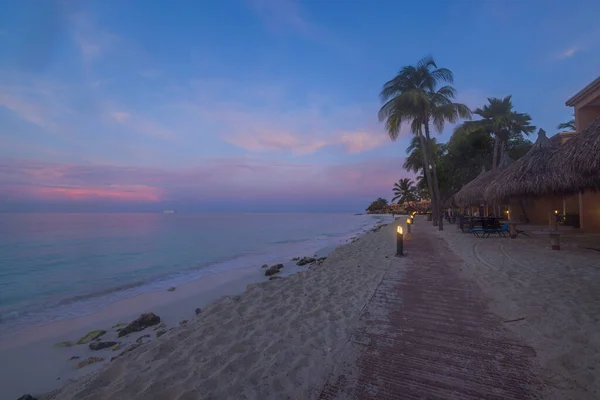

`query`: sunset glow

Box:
[0,1,596,212]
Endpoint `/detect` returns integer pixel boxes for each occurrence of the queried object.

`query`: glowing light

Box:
[397,226,403,234]
[554,210,558,214]
[406,218,411,224]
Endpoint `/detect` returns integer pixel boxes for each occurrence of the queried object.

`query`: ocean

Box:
[0,212,389,336]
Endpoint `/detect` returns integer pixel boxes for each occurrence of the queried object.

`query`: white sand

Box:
[2,223,395,400]
[12,217,597,399]
[434,224,600,400]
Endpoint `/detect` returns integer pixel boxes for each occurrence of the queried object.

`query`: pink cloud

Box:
[0,156,412,206]
[111,112,131,122]
[225,131,329,154]
[225,128,388,155]
[558,45,582,59]
[8,185,161,202]
[338,131,389,153]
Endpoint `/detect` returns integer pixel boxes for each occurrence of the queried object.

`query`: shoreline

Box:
[1,220,391,399]
[0,214,391,340]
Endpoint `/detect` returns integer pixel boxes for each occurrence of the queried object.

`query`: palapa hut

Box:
[480,76,600,231]
[454,166,485,211]
[454,152,513,213]
[553,116,600,187]
[548,116,600,231]
[484,129,567,224]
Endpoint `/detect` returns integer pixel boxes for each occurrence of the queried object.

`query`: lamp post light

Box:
[406,218,412,234]
[396,225,404,256]
[411,212,416,224]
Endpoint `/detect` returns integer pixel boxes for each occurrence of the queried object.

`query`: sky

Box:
[1,0,599,212]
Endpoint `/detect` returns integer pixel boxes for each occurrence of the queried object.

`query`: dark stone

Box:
[168,286,176,292]
[53,341,73,348]
[265,264,284,276]
[17,395,38,400]
[153,322,166,331]
[69,356,80,360]
[89,341,119,351]
[292,257,300,261]
[179,319,188,326]
[76,330,107,345]
[261,264,269,268]
[233,295,240,301]
[135,334,151,344]
[269,276,282,280]
[111,343,141,361]
[296,257,316,266]
[156,329,168,338]
[195,308,202,315]
[76,357,104,369]
[118,313,160,337]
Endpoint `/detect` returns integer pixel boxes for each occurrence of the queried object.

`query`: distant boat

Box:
[163,210,176,214]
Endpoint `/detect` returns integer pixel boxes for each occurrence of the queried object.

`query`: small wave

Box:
[270,238,310,245]
[0,214,390,336]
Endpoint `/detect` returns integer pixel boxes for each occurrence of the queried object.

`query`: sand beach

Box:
[3,217,599,399]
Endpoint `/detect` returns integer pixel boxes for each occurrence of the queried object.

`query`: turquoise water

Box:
[0,213,387,334]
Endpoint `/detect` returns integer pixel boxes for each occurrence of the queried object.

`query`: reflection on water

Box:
[0,213,389,331]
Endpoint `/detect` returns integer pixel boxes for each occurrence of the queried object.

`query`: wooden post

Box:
[548,211,558,231]
[508,205,517,239]
[550,232,560,250]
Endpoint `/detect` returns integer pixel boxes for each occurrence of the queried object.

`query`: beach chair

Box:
[472,222,529,238]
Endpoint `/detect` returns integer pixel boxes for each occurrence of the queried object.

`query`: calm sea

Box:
[0,213,388,335]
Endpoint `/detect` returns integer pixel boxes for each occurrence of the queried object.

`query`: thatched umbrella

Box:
[484,129,564,203]
[550,115,600,192]
[455,153,513,207]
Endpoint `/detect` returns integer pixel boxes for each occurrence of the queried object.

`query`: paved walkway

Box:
[319,225,542,399]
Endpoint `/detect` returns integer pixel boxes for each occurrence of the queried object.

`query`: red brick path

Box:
[319,228,541,399]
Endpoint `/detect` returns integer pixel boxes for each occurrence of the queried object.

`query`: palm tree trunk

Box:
[415,128,437,226]
[423,121,443,230]
[492,135,500,171]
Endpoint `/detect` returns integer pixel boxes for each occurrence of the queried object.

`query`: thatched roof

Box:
[442,193,458,208]
[454,166,486,207]
[552,116,600,185]
[454,153,512,207]
[484,129,568,202]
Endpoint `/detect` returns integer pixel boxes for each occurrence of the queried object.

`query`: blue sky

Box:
[1,0,599,212]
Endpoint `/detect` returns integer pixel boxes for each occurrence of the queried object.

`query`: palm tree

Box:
[463,96,535,171]
[392,178,418,206]
[557,116,575,131]
[402,136,444,173]
[378,56,471,230]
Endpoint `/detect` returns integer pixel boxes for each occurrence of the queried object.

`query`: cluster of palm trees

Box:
[378,56,545,230]
[392,178,419,206]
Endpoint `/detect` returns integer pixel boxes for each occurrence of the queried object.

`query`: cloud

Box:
[0,92,56,130]
[171,78,389,155]
[68,13,120,63]
[0,156,411,210]
[6,184,161,202]
[225,129,387,155]
[558,45,582,59]
[248,0,315,38]
[111,112,131,123]
[246,0,347,51]
[0,71,176,145]
[338,131,389,154]
[225,131,329,154]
